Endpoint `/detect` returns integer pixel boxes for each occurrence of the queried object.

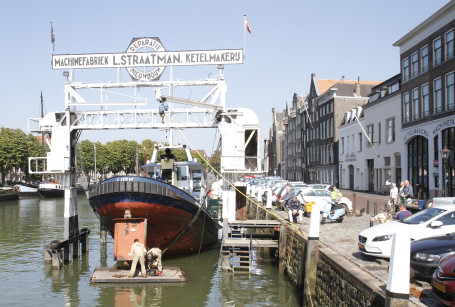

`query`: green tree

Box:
[208,150,221,173]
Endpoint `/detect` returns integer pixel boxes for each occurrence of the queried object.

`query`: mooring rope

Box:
[167,116,293,227]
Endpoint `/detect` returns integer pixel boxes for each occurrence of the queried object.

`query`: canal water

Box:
[0,196,300,306]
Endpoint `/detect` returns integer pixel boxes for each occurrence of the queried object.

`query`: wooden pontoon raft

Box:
[91,266,186,283]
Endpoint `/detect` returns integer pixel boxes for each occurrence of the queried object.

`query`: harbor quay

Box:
[242,189,445,307]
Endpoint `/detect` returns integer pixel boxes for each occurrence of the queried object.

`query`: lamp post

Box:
[441,146,451,197]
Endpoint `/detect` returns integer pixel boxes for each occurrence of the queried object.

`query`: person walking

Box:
[398,181,405,204]
[129,238,148,278]
[388,183,399,212]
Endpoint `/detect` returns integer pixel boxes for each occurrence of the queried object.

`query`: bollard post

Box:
[385,232,410,306]
[353,193,357,215]
[100,223,107,245]
[52,250,61,267]
[72,240,80,258]
[266,188,272,209]
[257,187,263,203]
[304,202,321,306]
[367,201,370,215]
[374,202,377,216]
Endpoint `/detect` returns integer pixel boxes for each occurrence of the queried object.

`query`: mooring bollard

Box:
[266,187,272,209]
[386,232,410,306]
[304,202,321,306]
[374,202,377,216]
[366,201,370,215]
[353,193,357,215]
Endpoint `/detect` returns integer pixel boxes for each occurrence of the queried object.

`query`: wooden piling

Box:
[278,225,288,273]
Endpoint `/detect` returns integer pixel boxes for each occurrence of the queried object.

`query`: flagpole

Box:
[50,22,54,65]
[243,15,247,59]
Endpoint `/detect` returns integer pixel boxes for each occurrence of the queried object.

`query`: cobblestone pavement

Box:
[269,189,445,307]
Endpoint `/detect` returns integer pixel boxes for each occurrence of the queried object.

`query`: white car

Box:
[358,204,455,258]
[296,188,353,212]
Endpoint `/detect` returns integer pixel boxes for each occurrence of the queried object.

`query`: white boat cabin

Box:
[141,145,206,201]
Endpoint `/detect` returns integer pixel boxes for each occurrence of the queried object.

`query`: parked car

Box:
[358,204,455,258]
[410,233,455,279]
[295,188,353,213]
[256,177,284,200]
[307,184,332,191]
[432,252,455,305]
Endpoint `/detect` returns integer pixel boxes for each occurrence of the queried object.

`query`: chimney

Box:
[355,76,361,96]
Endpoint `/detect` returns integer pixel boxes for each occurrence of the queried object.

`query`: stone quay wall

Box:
[245,199,385,306]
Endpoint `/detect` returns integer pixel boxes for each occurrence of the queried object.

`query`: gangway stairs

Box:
[221,220,281,272]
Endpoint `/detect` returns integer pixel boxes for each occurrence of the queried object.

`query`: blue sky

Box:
[0,0,450,155]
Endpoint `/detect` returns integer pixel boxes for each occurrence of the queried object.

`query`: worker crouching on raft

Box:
[147,247,163,276]
[129,238,148,278]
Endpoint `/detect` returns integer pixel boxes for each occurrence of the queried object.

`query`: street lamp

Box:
[441,146,451,196]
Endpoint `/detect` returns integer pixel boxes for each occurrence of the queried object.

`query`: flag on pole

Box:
[244,16,252,34]
[51,23,55,51]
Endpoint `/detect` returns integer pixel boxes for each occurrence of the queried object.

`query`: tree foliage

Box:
[0,128,45,183]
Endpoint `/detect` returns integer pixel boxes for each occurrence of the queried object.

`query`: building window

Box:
[341,137,344,154]
[421,83,430,117]
[446,29,454,60]
[359,132,362,152]
[367,124,374,147]
[402,57,409,82]
[388,82,400,94]
[412,88,419,120]
[446,72,455,111]
[378,122,381,144]
[386,117,395,143]
[411,52,419,78]
[434,77,442,114]
[421,45,429,73]
[384,157,391,167]
[434,37,442,66]
[403,92,410,123]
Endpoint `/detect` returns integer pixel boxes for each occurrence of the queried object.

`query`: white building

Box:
[339,74,402,193]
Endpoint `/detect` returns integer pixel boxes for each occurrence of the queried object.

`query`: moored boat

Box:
[87,146,221,256]
[37,178,65,198]
[12,182,39,197]
[0,186,19,201]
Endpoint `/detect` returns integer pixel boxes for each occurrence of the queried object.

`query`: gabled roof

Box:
[316,79,381,96]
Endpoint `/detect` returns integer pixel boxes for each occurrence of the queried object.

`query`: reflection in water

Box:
[0,196,300,306]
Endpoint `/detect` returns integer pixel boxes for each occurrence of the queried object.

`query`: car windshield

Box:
[401,207,447,224]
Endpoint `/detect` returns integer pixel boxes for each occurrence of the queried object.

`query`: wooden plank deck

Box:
[223,238,278,248]
[91,266,186,283]
[228,219,282,228]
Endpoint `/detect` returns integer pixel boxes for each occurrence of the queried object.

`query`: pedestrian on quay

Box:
[398,181,405,204]
[331,186,343,204]
[129,238,148,278]
[287,195,303,224]
[278,186,294,210]
[399,180,414,202]
[370,206,392,226]
[395,203,412,220]
[388,183,399,213]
